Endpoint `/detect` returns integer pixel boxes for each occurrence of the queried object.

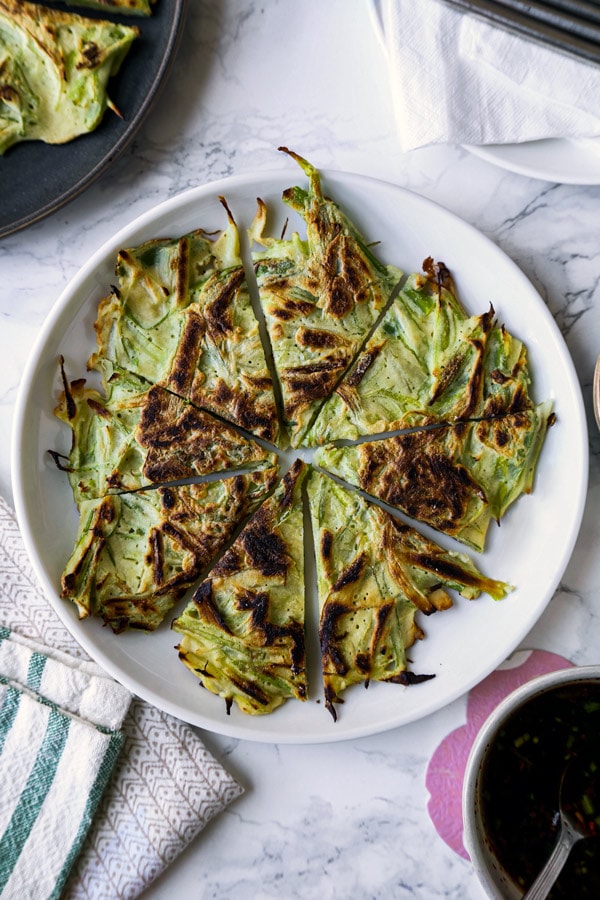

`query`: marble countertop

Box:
[1,1,600,897]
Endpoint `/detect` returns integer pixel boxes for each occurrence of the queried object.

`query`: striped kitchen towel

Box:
[0,629,131,899]
[0,492,244,899]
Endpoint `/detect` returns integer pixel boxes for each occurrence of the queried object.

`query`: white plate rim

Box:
[464,139,600,185]
[10,168,588,744]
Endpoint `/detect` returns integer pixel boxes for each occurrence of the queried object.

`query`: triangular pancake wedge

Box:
[307,470,511,720]
[305,260,534,446]
[250,148,402,447]
[89,201,279,443]
[60,467,278,633]
[172,459,308,716]
[0,0,139,155]
[52,362,277,508]
[314,404,553,552]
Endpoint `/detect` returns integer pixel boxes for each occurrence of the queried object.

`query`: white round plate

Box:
[11,169,588,744]
[465,138,600,184]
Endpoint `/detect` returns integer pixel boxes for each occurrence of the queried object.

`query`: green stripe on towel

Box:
[0,706,69,891]
[51,729,124,900]
[26,652,47,693]
[0,685,21,756]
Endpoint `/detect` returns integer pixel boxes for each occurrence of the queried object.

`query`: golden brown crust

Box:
[172,460,307,714]
[137,385,273,485]
[354,431,486,542]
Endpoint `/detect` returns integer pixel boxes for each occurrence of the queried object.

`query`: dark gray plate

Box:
[0,0,187,238]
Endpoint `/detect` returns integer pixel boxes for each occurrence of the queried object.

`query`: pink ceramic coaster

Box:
[425,649,573,859]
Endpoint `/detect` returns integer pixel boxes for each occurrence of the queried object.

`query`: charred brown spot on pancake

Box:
[358,443,380,485]
[211,545,242,578]
[238,409,278,442]
[95,497,117,530]
[160,520,201,558]
[320,529,333,565]
[234,587,305,675]
[240,515,290,578]
[138,385,171,436]
[228,675,271,706]
[387,670,436,686]
[507,385,529,413]
[485,396,506,418]
[267,294,315,321]
[355,652,371,674]
[61,572,76,595]
[58,356,77,421]
[368,601,396,669]
[314,215,341,246]
[243,372,274,390]
[159,487,176,511]
[212,379,235,406]
[319,231,374,318]
[138,389,249,482]
[295,327,344,349]
[167,309,204,394]
[279,459,304,510]
[146,527,164,585]
[237,589,271,634]
[332,552,367,592]
[78,42,101,68]
[143,456,185,484]
[284,359,347,412]
[235,588,268,614]
[429,352,465,405]
[193,580,232,634]
[485,384,530,418]
[191,373,277,441]
[116,249,133,274]
[430,327,490,416]
[411,553,486,589]
[421,256,435,277]
[324,684,340,721]
[86,398,111,419]
[475,411,530,451]
[326,281,353,319]
[343,244,371,295]
[0,85,19,103]
[359,432,486,532]
[286,360,343,378]
[204,268,246,335]
[319,601,349,675]
[345,345,383,388]
[335,382,360,413]
[286,621,306,676]
[493,425,509,448]
[422,257,454,300]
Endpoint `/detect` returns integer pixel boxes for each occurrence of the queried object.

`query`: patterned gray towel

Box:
[0,495,243,899]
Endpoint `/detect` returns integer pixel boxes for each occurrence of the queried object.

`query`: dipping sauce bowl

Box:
[463,665,600,898]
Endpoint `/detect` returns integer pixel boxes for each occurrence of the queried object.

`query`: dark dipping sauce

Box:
[479,680,600,898]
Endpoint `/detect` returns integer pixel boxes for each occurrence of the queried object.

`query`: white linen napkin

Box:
[375,0,600,151]
[0,494,244,899]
